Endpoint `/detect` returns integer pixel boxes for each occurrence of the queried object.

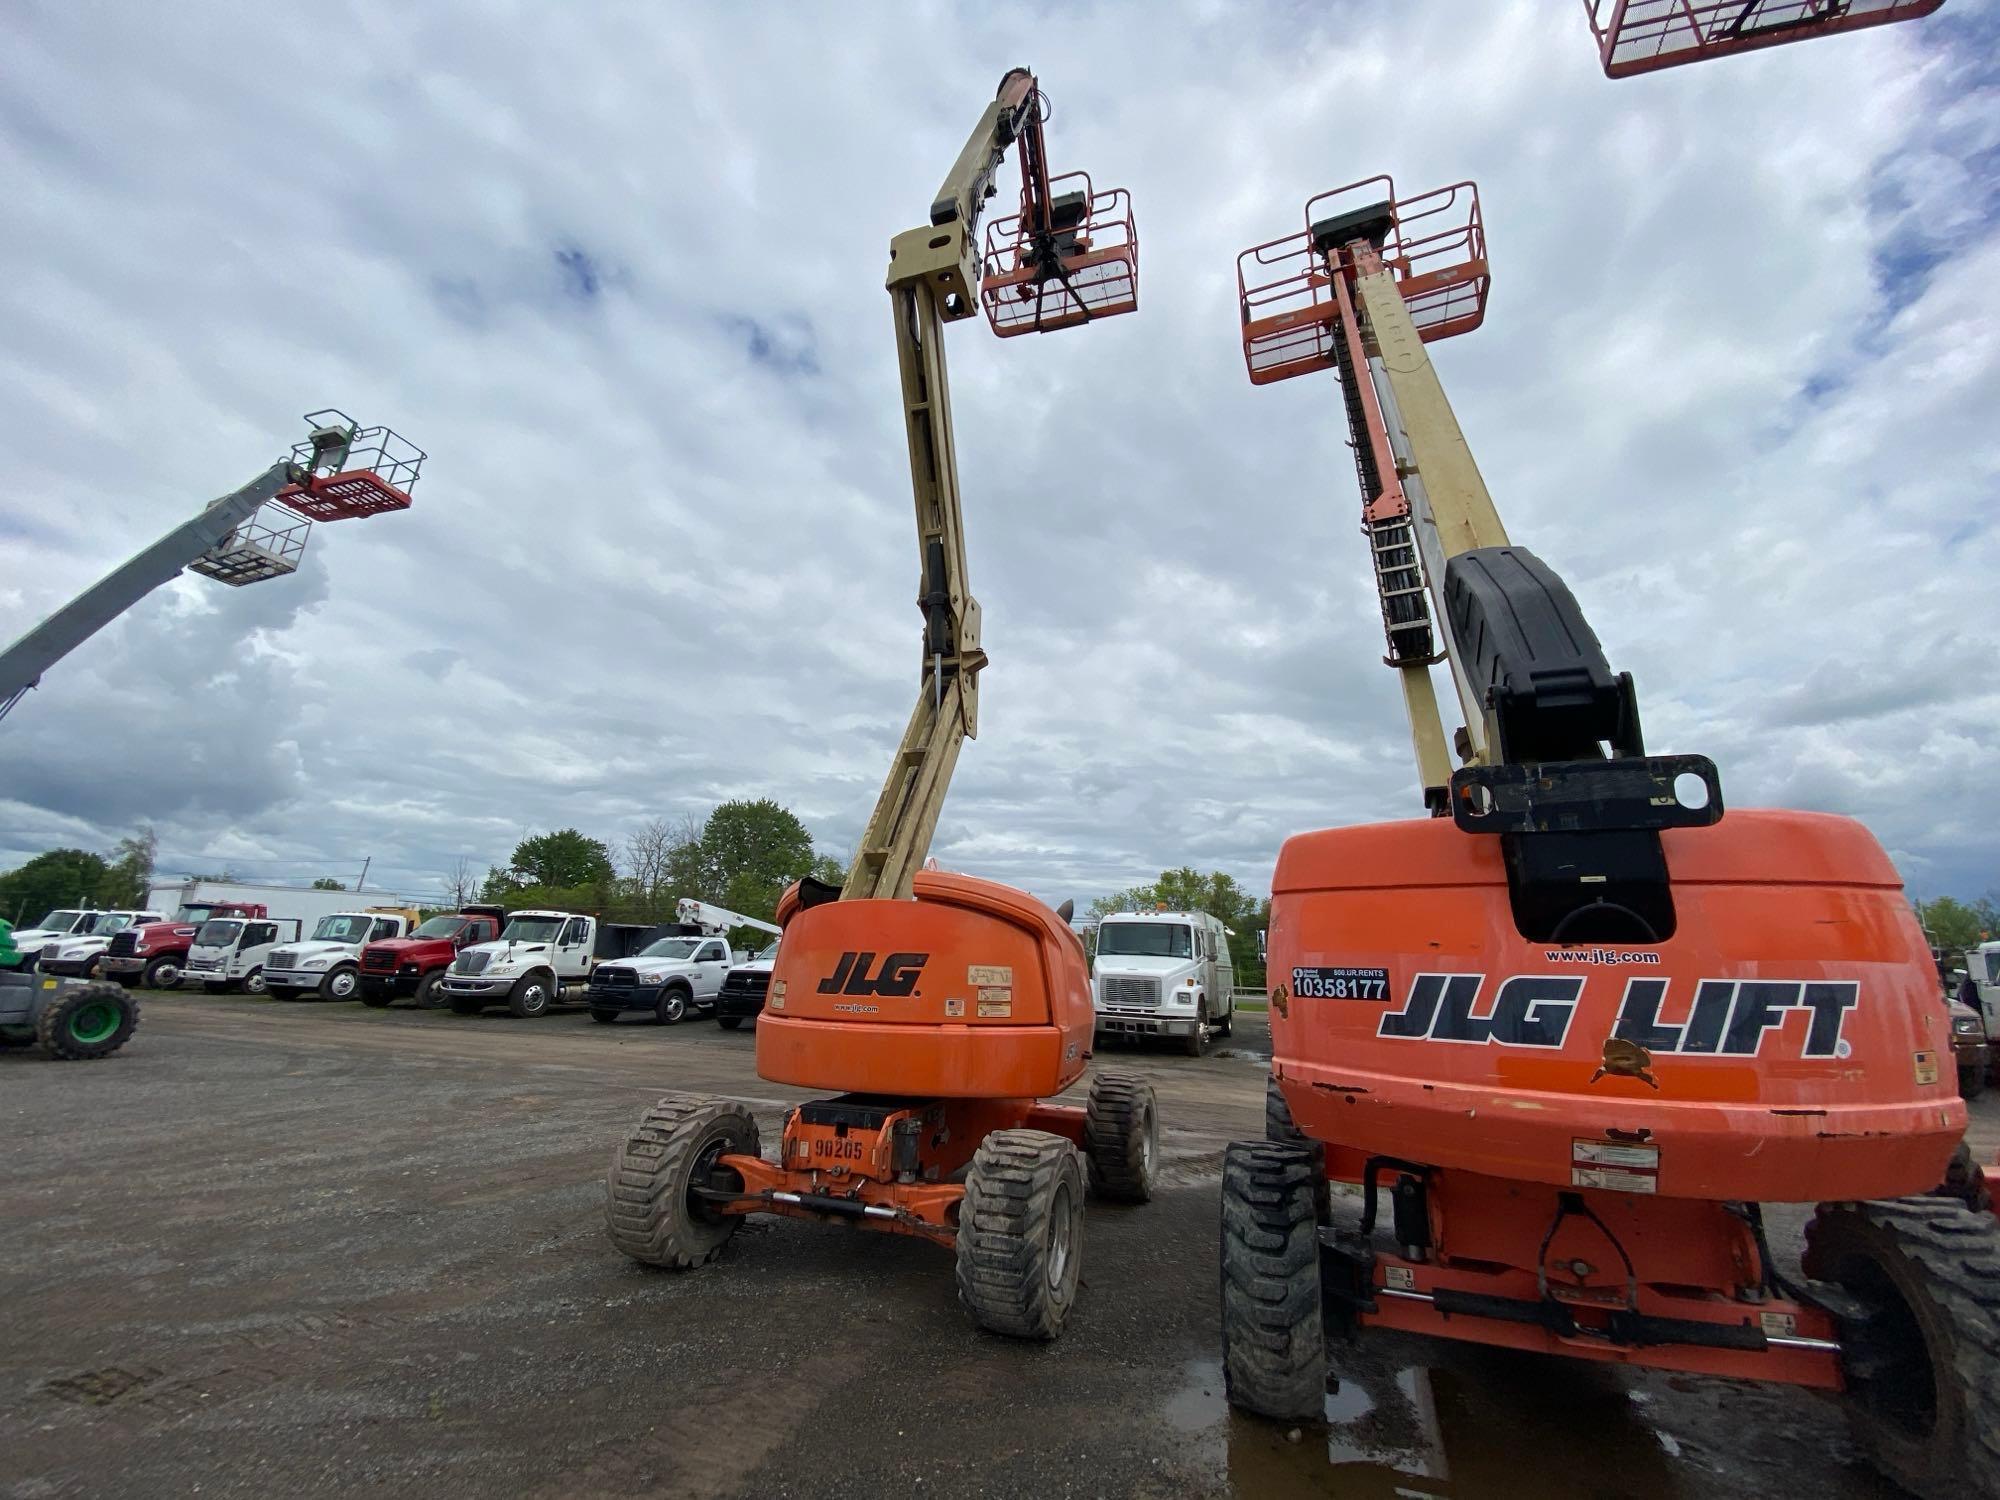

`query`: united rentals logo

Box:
[817,951,928,998]
[1374,973,1859,1059]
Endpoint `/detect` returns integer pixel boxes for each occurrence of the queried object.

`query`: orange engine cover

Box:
[1270,809,1964,1203]
[758,870,1093,1100]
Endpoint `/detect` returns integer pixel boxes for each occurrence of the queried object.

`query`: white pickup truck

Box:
[262,911,416,1001]
[185,915,305,994]
[584,899,782,1026]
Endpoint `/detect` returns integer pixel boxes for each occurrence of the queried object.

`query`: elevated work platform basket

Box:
[276,409,425,522]
[1585,0,1944,77]
[980,173,1138,337]
[187,502,310,587]
[1237,177,1487,386]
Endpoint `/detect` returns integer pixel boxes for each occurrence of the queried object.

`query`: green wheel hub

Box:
[68,998,123,1045]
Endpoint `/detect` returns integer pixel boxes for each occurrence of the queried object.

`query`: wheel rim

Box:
[155,962,181,988]
[1140,1105,1157,1175]
[329,970,356,999]
[688,1135,741,1225]
[245,971,265,995]
[525,983,547,1013]
[69,1000,121,1045]
[1047,1181,1076,1289]
[662,993,684,1023]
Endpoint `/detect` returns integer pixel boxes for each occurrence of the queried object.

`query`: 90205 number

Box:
[1291,966,1389,1001]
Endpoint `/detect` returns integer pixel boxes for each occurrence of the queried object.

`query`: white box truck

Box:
[1091,907,1236,1057]
[185,916,305,994]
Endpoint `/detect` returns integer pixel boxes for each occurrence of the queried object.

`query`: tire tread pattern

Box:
[954,1129,1084,1340]
[1084,1072,1156,1204]
[604,1094,759,1269]
[1220,1139,1325,1422]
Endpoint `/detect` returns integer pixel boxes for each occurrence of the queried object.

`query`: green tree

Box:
[0,849,112,926]
[311,877,345,891]
[93,826,157,907]
[1918,896,1984,952]
[488,829,615,896]
[679,800,816,919]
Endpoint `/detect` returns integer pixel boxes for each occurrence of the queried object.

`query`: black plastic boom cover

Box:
[1443,547,1643,765]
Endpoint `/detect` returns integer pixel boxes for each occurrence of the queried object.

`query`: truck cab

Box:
[1091,908,1236,1056]
[39,910,170,979]
[1962,941,2000,1044]
[263,910,415,1001]
[357,906,505,1008]
[440,910,604,1019]
[5,908,97,970]
[587,931,741,1026]
[185,915,304,994]
[101,901,268,990]
[712,940,780,1031]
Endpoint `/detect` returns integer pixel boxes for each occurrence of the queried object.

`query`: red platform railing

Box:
[981,173,1139,338]
[277,411,425,521]
[1584,0,1944,78]
[1237,177,1488,386]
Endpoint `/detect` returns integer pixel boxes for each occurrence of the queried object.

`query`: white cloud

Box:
[0,1,1993,908]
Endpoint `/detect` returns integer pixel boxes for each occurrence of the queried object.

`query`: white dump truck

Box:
[1091,907,1236,1056]
[261,910,418,1001]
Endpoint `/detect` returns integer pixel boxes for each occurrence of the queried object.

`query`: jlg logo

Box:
[1374,973,1861,1059]
[817,951,928,998]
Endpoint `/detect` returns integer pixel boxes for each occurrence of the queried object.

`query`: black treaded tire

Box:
[656,985,689,1025]
[413,970,447,1010]
[37,981,139,1061]
[717,1015,744,1031]
[359,980,393,1008]
[589,1007,618,1024]
[1180,1008,1210,1058]
[448,993,484,1015]
[1802,1198,2000,1498]
[955,1129,1086,1340]
[1218,1003,1233,1038]
[605,1094,760,1268]
[1220,1139,1326,1422]
[1084,1072,1158,1203]
[508,972,554,1018]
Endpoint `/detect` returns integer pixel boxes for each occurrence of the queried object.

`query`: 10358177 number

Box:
[1292,966,1389,1001]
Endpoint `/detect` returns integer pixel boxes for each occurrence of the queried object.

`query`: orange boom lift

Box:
[1221,163,1998,1497]
[605,69,1153,1340]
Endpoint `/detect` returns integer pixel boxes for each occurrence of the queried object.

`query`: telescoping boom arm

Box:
[842,68,1138,901]
[675,899,782,940]
[0,460,299,723]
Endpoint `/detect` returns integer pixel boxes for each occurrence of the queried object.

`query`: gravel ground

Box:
[3,992,1986,1498]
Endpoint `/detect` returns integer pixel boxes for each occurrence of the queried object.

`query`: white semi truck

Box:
[1091,907,1237,1057]
[4,908,104,971]
[34,909,171,978]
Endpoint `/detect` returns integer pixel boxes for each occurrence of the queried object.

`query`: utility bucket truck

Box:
[1220,171,2000,1497]
[604,69,1157,1343]
[586,900,780,1026]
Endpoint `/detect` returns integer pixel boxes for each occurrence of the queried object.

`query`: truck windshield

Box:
[85,914,137,935]
[33,909,84,931]
[196,919,243,947]
[1986,952,2000,985]
[1097,922,1193,959]
[411,916,467,939]
[311,915,374,943]
[500,917,564,944]
[756,942,778,961]
[640,938,701,960]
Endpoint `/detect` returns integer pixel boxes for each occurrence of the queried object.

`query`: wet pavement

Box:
[2,992,1983,1497]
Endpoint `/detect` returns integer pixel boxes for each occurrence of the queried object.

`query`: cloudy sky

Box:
[1,2,1994,911]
